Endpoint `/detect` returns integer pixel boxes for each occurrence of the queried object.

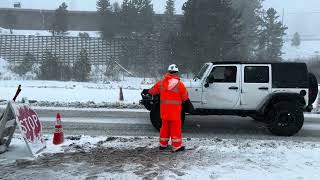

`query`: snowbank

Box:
[1,134,320,179]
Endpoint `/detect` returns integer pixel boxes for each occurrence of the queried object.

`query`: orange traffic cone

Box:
[53,113,64,145]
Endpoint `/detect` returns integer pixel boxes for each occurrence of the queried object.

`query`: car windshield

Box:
[194,64,209,81]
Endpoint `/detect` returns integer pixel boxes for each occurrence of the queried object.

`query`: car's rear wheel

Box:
[267,101,304,136]
[150,103,185,131]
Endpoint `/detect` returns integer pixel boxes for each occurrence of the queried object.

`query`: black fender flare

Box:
[259,92,306,114]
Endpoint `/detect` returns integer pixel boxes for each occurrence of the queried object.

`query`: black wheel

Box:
[308,73,318,105]
[267,102,304,136]
[150,103,185,132]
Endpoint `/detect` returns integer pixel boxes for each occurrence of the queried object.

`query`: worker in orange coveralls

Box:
[149,64,189,152]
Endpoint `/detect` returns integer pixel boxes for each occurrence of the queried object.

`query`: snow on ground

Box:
[0,27,100,37]
[282,40,320,60]
[0,78,154,107]
[0,57,155,107]
[1,134,320,179]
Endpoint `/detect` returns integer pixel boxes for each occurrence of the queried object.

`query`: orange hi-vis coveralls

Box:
[149,73,189,150]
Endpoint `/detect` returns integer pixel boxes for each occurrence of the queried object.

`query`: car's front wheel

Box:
[150,103,185,131]
[267,101,304,136]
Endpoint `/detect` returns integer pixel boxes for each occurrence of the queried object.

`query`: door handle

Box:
[229,86,239,90]
[259,87,269,90]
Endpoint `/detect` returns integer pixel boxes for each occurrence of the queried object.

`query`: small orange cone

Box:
[53,113,64,145]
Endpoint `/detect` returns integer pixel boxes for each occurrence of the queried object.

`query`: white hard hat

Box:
[168,64,179,72]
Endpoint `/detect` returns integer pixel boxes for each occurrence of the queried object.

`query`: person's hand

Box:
[183,99,195,113]
[142,89,150,95]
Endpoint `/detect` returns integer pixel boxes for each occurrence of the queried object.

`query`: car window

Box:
[209,66,237,83]
[244,66,269,83]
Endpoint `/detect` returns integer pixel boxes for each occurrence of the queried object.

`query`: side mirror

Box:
[204,82,210,88]
[207,74,215,84]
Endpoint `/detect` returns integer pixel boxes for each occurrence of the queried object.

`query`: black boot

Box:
[159,146,168,150]
[173,146,185,153]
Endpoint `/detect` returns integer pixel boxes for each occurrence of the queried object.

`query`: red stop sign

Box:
[17,105,42,143]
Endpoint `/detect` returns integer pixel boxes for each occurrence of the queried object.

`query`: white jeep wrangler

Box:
[141,62,318,136]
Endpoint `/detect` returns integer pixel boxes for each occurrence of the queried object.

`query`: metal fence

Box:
[0,35,162,69]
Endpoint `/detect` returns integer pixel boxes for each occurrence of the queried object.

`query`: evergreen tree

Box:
[97,0,111,13]
[257,8,287,61]
[232,0,264,61]
[73,49,91,82]
[39,51,60,80]
[4,10,17,34]
[161,0,177,69]
[292,32,301,47]
[97,0,117,39]
[14,52,36,76]
[120,0,154,35]
[179,0,243,72]
[60,63,73,81]
[139,0,154,33]
[165,0,175,15]
[49,2,69,36]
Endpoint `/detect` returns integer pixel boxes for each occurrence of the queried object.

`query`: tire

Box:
[308,73,318,105]
[150,103,185,132]
[267,101,304,136]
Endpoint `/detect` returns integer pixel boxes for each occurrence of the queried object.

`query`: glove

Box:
[142,89,150,95]
[183,99,194,114]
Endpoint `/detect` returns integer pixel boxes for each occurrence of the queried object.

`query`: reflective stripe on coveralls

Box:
[160,100,182,105]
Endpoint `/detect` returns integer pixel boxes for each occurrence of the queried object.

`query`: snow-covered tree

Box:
[73,49,91,82]
[292,32,301,47]
[39,51,60,80]
[13,52,36,76]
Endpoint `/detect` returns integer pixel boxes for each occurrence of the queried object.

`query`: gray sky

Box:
[263,0,320,37]
[1,0,320,37]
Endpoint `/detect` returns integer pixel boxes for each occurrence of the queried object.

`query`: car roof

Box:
[211,61,306,65]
